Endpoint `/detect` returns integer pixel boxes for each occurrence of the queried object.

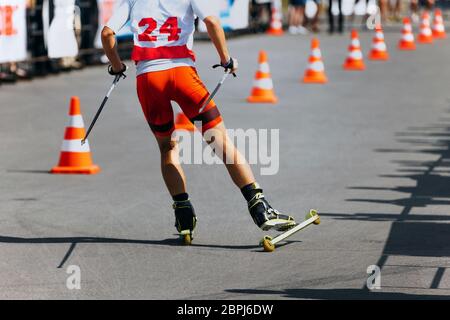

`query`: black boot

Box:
[173,200,197,234]
[247,187,296,231]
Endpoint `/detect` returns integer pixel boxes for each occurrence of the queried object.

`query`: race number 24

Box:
[138,17,181,42]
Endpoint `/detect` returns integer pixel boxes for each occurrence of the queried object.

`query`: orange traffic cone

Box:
[175,112,195,131]
[267,0,284,36]
[302,38,328,84]
[343,29,366,70]
[432,9,447,39]
[398,17,416,50]
[247,51,278,103]
[418,11,433,44]
[51,97,100,174]
[368,24,389,60]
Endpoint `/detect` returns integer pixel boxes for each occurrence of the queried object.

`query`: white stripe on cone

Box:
[404,25,412,32]
[375,32,384,40]
[372,42,387,51]
[349,50,363,59]
[311,48,322,58]
[271,21,282,29]
[61,139,91,152]
[274,12,282,19]
[259,62,270,73]
[421,28,432,36]
[68,115,85,128]
[307,61,324,72]
[403,33,414,42]
[253,78,274,90]
[351,39,361,47]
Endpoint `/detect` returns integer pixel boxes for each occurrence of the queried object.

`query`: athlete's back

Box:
[107,1,213,65]
[129,0,196,62]
[106,0,213,74]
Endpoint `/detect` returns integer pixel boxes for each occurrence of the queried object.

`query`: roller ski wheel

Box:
[183,233,192,245]
[260,236,275,252]
[305,209,320,225]
[180,230,193,246]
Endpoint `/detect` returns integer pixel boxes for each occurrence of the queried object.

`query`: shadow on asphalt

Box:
[0,235,299,268]
[225,288,450,300]
[319,111,450,296]
[7,169,50,174]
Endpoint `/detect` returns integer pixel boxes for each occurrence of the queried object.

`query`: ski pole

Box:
[81,73,125,145]
[198,71,233,114]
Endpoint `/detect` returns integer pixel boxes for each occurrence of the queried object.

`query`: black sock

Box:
[241,182,262,202]
[172,193,189,202]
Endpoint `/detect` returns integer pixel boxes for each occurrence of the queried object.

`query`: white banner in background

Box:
[47,0,78,58]
[95,0,116,48]
[199,0,249,32]
[0,0,27,63]
[94,0,132,47]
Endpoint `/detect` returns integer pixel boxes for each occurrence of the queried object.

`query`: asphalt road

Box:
[1,28,450,299]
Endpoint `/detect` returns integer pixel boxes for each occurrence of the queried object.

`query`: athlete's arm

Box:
[101,0,131,73]
[191,0,237,73]
[101,27,123,72]
[203,16,231,66]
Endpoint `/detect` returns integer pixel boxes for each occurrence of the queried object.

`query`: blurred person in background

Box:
[10,62,31,80]
[389,0,402,21]
[350,0,369,29]
[0,64,17,84]
[303,0,321,32]
[379,0,388,22]
[289,0,309,34]
[379,0,401,22]
[250,0,272,32]
[411,0,435,23]
[328,0,343,33]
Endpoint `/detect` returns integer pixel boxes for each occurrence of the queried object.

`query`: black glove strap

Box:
[108,63,127,78]
[213,58,237,77]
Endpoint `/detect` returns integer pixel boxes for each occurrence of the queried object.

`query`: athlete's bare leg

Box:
[155,121,254,195]
[155,121,293,231]
[202,123,295,231]
[311,5,320,32]
[288,6,296,28]
[379,0,388,22]
[203,122,255,188]
[393,0,401,20]
[155,135,187,196]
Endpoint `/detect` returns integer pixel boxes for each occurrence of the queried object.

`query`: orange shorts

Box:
[136,66,223,137]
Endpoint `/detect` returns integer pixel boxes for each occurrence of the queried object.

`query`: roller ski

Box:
[260,209,320,252]
[173,199,197,245]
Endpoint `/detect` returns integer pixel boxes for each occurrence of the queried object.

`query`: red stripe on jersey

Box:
[131,45,196,62]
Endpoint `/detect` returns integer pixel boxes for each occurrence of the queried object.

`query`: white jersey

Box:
[106,0,215,75]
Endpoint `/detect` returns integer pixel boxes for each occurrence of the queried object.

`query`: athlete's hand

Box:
[213,57,238,77]
[108,63,128,78]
